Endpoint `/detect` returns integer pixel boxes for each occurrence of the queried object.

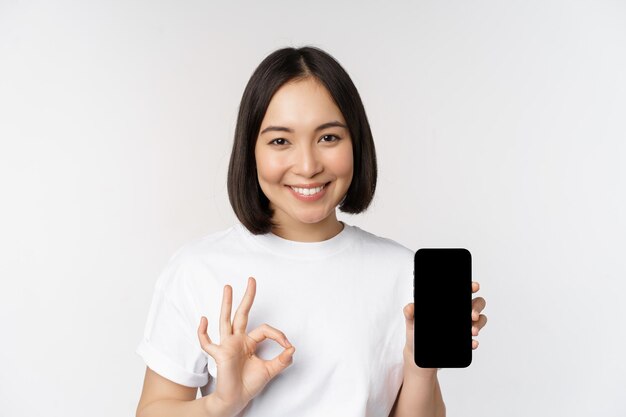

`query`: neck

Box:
[270,214,344,242]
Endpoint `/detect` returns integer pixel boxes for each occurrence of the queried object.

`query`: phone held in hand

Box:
[413,248,472,368]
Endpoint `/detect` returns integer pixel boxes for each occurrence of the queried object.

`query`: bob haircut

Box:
[227,45,377,235]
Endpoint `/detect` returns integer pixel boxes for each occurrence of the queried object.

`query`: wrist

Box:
[403,348,439,380]
[202,393,239,417]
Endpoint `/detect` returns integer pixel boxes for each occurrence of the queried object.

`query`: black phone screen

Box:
[414,248,472,368]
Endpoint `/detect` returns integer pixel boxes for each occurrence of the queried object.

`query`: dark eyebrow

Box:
[260,120,347,135]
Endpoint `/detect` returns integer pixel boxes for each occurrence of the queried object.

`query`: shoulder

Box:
[349,224,414,261]
[348,225,414,298]
[154,224,241,292]
[172,224,239,260]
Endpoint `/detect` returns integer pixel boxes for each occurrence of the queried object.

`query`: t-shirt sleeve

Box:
[136,251,210,388]
[391,244,416,357]
[395,245,415,310]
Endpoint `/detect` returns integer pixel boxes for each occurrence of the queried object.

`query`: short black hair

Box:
[227,45,377,235]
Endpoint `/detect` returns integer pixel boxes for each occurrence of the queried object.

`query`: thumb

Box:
[403,303,415,354]
[265,346,296,380]
[404,303,414,330]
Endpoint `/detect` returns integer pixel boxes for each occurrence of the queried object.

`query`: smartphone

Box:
[413,248,472,368]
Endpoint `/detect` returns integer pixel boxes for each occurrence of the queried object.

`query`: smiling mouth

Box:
[285,181,331,196]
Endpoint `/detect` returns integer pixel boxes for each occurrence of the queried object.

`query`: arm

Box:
[393,283,464,417]
[388,355,446,417]
[136,367,235,417]
[391,278,485,417]
[137,395,232,417]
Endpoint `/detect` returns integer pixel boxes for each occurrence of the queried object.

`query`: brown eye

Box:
[320,134,340,142]
[269,138,288,145]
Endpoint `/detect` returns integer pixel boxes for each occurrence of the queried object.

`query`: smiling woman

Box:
[227,47,378,238]
[136,45,452,417]
[253,78,355,241]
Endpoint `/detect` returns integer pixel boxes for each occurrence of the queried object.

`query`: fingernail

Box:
[285,338,292,347]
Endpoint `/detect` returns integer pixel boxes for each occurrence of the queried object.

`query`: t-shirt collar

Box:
[235,220,356,260]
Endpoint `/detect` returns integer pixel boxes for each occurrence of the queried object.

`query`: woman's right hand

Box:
[197,277,295,416]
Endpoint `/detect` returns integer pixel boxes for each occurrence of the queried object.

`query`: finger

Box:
[264,345,296,380]
[472,281,480,293]
[403,303,414,320]
[403,303,414,327]
[220,285,233,340]
[248,323,293,349]
[471,314,488,335]
[198,316,218,357]
[472,297,486,320]
[472,339,479,350]
[233,277,256,335]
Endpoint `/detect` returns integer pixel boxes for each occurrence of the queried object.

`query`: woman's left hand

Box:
[402,281,488,377]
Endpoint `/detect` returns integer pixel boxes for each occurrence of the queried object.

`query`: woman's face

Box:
[254,77,353,232]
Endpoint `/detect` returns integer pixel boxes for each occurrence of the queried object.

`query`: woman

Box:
[136,46,487,417]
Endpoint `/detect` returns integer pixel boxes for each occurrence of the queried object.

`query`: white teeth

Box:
[290,184,325,196]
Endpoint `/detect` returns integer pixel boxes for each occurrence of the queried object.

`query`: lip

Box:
[287,182,329,188]
[285,181,330,202]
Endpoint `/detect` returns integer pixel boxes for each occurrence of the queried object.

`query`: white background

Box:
[1,0,625,416]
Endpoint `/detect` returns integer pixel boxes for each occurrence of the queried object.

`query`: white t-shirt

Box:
[136,221,414,416]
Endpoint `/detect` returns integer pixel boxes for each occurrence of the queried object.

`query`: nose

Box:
[293,143,323,178]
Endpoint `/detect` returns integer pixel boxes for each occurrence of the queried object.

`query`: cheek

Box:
[255,149,286,184]
[329,146,354,180]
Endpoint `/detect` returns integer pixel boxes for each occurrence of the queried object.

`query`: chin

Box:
[282,210,324,223]
[294,216,326,225]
